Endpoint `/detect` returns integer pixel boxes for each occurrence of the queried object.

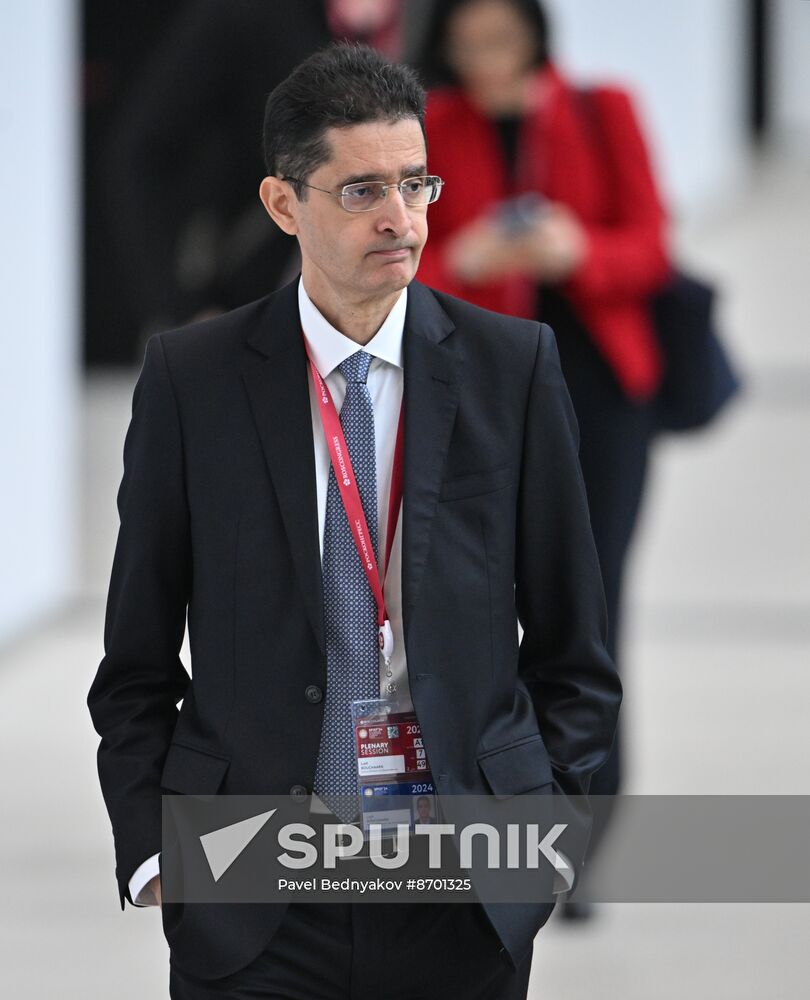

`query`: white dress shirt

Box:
[299,275,412,711]
[128,275,572,905]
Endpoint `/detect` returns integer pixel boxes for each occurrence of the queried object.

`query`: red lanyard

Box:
[302,332,404,665]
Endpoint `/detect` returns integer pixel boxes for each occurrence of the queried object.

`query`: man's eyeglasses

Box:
[282,174,445,213]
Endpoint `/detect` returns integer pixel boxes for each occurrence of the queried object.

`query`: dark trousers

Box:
[540,288,657,870]
[168,900,533,999]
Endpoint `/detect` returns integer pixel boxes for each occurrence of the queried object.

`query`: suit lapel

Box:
[240,279,326,656]
[400,281,462,638]
[238,276,462,657]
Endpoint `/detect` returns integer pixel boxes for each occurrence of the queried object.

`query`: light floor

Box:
[0,149,808,998]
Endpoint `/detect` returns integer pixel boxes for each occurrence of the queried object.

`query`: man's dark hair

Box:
[262,42,427,200]
[418,0,551,89]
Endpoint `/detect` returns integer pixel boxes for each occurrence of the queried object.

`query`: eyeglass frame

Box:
[280,173,445,213]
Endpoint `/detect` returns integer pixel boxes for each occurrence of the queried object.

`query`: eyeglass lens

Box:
[341,177,440,211]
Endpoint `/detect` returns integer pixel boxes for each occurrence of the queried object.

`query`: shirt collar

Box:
[297,274,406,377]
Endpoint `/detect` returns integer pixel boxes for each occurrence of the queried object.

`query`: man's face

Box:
[288,118,429,302]
[418,799,431,819]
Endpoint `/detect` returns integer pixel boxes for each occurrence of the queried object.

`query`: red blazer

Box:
[418,62,672,401]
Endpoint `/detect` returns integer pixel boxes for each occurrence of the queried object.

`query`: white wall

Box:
[0,1,80,642]
[772,0,810,151]
[545,0,750,216]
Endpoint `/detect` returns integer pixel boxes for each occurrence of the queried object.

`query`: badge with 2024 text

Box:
[351,699,438,834]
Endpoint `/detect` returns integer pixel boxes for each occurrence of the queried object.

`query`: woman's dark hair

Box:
[418,0,551,89]
[262,41,427,199]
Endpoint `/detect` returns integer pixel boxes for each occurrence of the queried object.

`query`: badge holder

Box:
[351,698,437,839]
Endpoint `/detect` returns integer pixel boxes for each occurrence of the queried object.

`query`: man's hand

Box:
[144,873,162,907]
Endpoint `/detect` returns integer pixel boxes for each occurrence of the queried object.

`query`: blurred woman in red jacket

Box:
[417,0,673,917]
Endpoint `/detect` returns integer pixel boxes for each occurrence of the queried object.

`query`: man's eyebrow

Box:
[336,164,428,187]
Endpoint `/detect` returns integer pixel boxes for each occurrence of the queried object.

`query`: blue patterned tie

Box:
[313,349,380,822]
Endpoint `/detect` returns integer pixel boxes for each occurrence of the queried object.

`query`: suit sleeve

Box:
[564,88,671,303]
[515,322,623,888]
[87,333,191,910]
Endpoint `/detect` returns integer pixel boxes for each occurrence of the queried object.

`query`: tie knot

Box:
[339,350,373,385]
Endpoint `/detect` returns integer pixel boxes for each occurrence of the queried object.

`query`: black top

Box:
[492,113,523,181]
[490,111,604,392]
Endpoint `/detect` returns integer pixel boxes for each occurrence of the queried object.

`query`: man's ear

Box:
[259,176,298,236]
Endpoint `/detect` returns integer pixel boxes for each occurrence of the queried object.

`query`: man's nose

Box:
[376,187,412,233]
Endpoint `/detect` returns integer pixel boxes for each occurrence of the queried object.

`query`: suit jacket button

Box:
[290,784,308,802]
[305,684,323,704]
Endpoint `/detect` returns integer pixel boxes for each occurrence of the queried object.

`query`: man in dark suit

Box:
[88,41,621,999]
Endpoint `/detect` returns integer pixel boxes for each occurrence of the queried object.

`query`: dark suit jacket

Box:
[87,274,621,979]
